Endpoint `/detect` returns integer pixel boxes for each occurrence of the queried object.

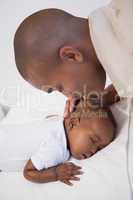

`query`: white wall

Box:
[0,0,111,106]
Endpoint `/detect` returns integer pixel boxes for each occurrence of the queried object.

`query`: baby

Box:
[23,101,116,186]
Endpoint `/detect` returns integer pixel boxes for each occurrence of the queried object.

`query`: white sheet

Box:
[0,100,132,200]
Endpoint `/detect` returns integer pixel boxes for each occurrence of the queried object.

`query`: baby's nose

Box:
[91,148,97,154]
[83,149,98,159]
[89,149,97,156]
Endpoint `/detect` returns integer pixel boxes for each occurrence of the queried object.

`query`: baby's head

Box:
[64,101,116,159]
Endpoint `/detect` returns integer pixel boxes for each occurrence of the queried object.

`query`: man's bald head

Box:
[14,8,106,93]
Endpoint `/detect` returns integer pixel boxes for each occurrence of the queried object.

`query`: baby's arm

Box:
[23,159,83,186]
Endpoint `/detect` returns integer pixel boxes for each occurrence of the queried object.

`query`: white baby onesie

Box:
[0,115,69,172]
[31,116,70,170]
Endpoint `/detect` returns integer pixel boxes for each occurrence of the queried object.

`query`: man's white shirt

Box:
[89,0,133,97]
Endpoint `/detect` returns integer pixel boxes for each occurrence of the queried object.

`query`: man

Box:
[14,1,133,114]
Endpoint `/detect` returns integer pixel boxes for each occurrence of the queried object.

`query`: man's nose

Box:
[78,153,92,159]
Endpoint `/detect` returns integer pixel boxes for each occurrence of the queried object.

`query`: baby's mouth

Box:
[82,154,88,159]
[82,152,94,159]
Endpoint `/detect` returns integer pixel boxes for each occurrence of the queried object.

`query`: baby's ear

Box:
[66,117,80,132]
[70,117,80,128]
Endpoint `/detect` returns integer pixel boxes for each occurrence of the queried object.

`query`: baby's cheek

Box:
[70,144,84,159]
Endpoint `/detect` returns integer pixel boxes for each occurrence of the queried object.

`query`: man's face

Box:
[26,57,106,97]
[67,116,114,160]
[47,62,106,97]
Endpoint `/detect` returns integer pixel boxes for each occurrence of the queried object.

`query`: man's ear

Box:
[59,46,83,62]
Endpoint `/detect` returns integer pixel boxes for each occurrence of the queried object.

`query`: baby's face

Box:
[66,112,115,160]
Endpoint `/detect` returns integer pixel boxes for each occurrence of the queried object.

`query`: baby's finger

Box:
[62,180,73,186]
[73,164,82,169]
[70,176,80,181]
[72,170,84,175]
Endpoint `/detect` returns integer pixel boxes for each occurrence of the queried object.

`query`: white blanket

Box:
[0,99,132,200]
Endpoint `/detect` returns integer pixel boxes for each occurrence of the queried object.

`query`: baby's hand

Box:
[55,162,83,186]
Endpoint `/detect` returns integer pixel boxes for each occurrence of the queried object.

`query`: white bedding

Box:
[0,100,132,200]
